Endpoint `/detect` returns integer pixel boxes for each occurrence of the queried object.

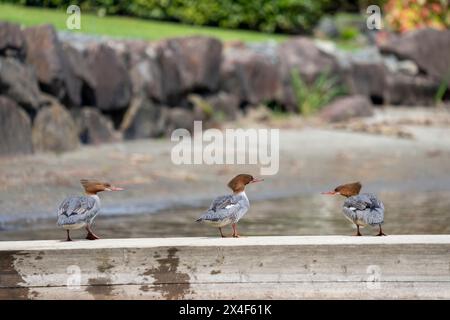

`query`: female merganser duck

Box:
[322,182,386,236]
[196,174,263,237]
[57,179,123,241]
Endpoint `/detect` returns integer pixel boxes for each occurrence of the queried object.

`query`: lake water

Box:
[1,191,449,241]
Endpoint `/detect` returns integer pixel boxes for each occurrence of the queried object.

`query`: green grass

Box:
[0,3,287,42]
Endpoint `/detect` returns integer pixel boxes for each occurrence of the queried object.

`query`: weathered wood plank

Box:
[1,236,449,299]
[2,282,450,300]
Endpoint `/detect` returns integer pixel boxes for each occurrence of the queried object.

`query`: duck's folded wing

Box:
[57,196,97,225]
[198,202,242,222]
[208,194,237,211]
[344,194,371,211]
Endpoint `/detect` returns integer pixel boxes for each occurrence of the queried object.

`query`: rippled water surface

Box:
[1,191,449,241]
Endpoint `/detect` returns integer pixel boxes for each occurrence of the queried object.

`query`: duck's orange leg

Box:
[231,223,240,238]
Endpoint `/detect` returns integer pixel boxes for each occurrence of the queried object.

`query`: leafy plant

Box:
[385,0,450,33]
[339,26,359,41]
[290,69,345,116]
[435,70,450,105]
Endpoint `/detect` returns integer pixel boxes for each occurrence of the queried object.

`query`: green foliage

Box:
[435,71,450,104]
[291,69,345,116]
[339,26,359,40]
[0,3,287,42]
[0,0,357,33]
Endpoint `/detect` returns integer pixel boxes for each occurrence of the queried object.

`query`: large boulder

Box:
[383,72,440,106]
[347,62,386,103]
[120,98,167,139]
[278,37,339,82]
[278,37,339,109]
[220,45,281,105]
[0,96,33,155]
[156,42,182,105]
[129,50,164,102]
[85,43,131,110]
[62,43,96,106]
[32,102,79,153]
[150,37,222,105]
[320,95,373,122]
[0,57,43,111]
[72,108,120,145]
[378,28,450,82]
[0,22,26,60]
[165,36,222,93]
[23,24,80,106]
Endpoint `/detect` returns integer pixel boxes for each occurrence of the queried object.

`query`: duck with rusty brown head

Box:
[57,179,124,241]
[196,174,264,238]
[322,182,386,236]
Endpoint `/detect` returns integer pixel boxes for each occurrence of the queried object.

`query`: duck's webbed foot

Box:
[376,225,387,236]
[86,225,100,240]
[231,223,240,238]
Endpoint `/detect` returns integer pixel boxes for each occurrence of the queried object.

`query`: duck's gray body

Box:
[196,192,250,227]
[342,193,384,227]
[57,194,101,230]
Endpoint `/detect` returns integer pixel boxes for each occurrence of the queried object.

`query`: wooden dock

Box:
[1,235,449,299]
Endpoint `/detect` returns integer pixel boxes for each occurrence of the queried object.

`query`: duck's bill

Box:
[321,191,337,195]
[250,178,264,183]
[106,186,124,191]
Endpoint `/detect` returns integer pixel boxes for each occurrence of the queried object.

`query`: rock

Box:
[129,51,164,102]
[72,108,120,145]
[165,107,195,134]
[0,96,33,155]
[320,95,373,122]
[165,36,222,93]
[0,22,26,60]
[120,98,167,139]
[62,43,96,106]
[383,73,440,106]
[85,43,131,110]
[119,39,151,68]
[23,24,80,106]
[32,102,79,153]
[156,42,182,105]
[378,28,450,81]
[278,37,339,83]
[383,55,419,76]
[347,62,386,103]
[220,46,281,105]
[139,37,222,105]
[187,92,240,122]
[278,37,339,109]
[0,57,43,111]
[205,92,241,121]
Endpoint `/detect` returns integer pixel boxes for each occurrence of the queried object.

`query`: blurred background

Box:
[0,0,449,240]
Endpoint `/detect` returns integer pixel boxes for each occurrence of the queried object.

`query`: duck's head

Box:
[80,179,124,195]
[321,182,361,198]
[227,174,264,194]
